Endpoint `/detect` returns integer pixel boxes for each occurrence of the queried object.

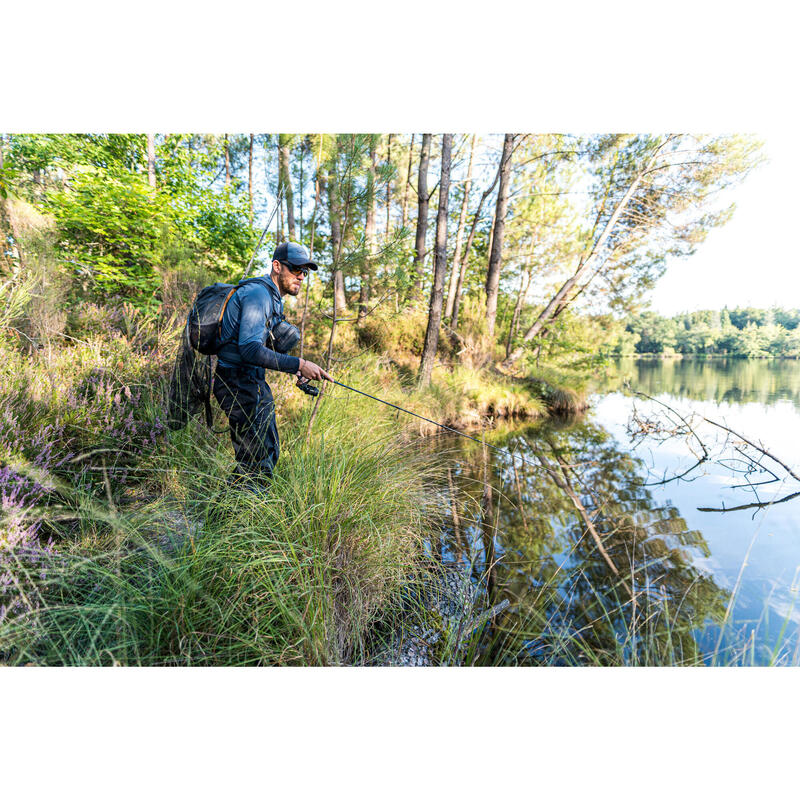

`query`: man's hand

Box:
[297,358,333,382]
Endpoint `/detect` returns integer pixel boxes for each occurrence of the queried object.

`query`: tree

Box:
[418,134,453,386]
[503,134,763,369]
[324,159,347,314]
[411,133,432,299]
[278,134,296,239]
[248,133,254,226]
[361,135,378,321]
[451,149,502,329]
[146,134,156,189]
[384,133,393,238]
[736,323,769,358]
[401,134,414,231]
[224,134,231,190]
[506,267,532,360]
[485,133,515,337]
[445,134,476,322]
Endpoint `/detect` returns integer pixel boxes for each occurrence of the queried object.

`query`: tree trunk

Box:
[298,137,305,240]
[401,133,415,230]
[224,134,230,189]
[451,159,502,330]
[502,139,666,369]
[445,134,476,321]
[487,206,497,260]
[279,134,296,240]
[385,133,393,239]
[361,135,378,321]
[300,141,323,359]
[485,133,515,338]
[248,133,254,226]
[411,133,432,299]
[146,134,156,189]
[326,165,347,314]
[505,268,532,359]
[418,134,453,387]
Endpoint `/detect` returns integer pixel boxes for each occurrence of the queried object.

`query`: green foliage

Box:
[4,133,257,308]
[0,162,19,199]
[519,308,625,368]
[48,166,168,301]
[620,306,800,358]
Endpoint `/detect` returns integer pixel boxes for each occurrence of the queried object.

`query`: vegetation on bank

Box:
[612,307,800,358]
[0,262,566,665]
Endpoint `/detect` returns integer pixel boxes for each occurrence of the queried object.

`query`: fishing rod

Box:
[241,185,286,282]
[329,378,550,472]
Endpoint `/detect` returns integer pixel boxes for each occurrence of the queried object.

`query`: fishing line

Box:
[329,378,550,473]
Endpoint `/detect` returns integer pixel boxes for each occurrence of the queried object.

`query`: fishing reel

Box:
[296,377,319,397]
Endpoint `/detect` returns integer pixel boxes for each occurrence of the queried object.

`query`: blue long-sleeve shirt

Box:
[216,276,301,374]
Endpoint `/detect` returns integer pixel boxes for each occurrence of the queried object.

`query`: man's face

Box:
[272,260,306,297]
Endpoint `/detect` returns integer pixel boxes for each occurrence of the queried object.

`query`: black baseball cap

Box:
[272,241,318,271]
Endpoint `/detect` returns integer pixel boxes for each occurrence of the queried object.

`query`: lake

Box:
[435,358,800,665]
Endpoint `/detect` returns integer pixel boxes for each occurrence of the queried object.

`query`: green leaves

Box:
[3,134,260,307]
[0,163,18,199]
[47,166,168,301]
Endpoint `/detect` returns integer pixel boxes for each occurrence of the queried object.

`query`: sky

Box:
[647,133,799,315]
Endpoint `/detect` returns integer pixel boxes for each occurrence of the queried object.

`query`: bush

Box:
[356,308,428,359]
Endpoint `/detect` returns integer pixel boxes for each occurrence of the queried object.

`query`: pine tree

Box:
[419,134,453,386]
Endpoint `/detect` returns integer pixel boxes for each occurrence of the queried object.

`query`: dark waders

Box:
[213,364,279,484]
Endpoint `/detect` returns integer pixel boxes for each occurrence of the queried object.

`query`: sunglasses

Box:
[281,261,309,277]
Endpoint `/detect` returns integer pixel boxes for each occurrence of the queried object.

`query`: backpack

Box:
[187,282,240,355]
[167,279,301,431]
[187,279,301,356]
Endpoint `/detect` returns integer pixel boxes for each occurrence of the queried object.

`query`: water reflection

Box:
[430,419,731,665]
[600,358,800,409]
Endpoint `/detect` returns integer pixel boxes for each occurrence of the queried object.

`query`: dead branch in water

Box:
[627,389,800,514]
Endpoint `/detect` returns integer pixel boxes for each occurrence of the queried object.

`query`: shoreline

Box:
[613,353,800,360]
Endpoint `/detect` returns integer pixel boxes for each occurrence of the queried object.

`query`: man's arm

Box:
[237,286,300,373]
[236,285,332,382]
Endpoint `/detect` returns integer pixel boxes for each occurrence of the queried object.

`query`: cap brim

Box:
[287,259,318,271]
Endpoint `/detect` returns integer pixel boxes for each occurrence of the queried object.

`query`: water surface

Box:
[435,358,800,665]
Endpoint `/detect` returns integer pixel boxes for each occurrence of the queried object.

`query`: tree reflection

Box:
[599,358,800,409]
[436,419,730,665]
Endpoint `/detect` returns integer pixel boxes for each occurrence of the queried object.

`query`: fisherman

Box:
[214,241,332,487]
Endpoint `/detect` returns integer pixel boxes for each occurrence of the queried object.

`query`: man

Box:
[214,241,332,486]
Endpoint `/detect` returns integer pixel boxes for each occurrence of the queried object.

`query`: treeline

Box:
[1,133,763,377]
[614,308,800,358]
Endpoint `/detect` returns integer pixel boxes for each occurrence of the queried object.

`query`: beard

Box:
[277,272,302,296]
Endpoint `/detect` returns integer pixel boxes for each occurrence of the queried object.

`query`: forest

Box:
[1,133,764,372]
[616,307,800,357]
[0,132,768,667]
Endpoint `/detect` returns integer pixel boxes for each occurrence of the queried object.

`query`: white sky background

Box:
[648,132,800,314]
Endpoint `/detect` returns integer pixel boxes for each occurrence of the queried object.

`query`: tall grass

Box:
[0,260,605,667]
[0,363,442,665]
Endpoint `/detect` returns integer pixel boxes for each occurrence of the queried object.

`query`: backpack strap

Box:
[204,354,214,428]
[216,287,238,346]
